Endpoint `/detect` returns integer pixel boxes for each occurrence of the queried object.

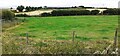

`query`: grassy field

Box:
[9,15,118,40]
[3,15,118,54]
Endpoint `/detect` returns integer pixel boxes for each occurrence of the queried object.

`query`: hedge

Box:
[91,10,100,15]
[41,8,120,17]
[15,14,29,17]
[103,8,120,15]
[41,13,51,17]
[51,10,91,16]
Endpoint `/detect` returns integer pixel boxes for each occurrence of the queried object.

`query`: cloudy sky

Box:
[0,0,120,8]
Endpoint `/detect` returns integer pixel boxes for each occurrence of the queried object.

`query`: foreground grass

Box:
[3,15,118,54]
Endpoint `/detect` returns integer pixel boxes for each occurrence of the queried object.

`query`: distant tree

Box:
[44,6,47,9]
[30,7,34,11]
[79,6,84,8]
[38,6,42,9]
[34,7,37,10]
[10,7,13,10]
[17,5,25,12]
[91,10,100,15]
[25,6,31,12]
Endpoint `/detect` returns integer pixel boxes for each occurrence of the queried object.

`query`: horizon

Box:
[0,0,120,8]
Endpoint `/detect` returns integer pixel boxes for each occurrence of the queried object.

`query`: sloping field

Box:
[15,10,53,16]
[3,15,118,54]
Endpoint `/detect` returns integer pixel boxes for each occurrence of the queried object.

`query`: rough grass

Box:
[3,15,118,54]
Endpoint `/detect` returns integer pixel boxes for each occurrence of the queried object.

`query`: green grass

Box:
[3,15,118,54]
[8,15,118,41]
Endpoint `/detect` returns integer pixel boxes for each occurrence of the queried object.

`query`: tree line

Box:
[15,5,103,12]
[41,9,120,17]
[15,5,120,17]
[16,5,42,12]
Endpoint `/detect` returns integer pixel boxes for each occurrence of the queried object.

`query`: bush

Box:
[15,14,29,17]
[91,10,100,15]
[2,9,15,21]
[103,9,118,15]
[41,13,51,17]
[17,5,25,12]
[117,9,120,15]
[78,10,90,15]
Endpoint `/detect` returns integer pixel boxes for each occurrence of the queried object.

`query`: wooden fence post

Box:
[26,32,29,45]
[113,28,118,51]
[72,31,75,43]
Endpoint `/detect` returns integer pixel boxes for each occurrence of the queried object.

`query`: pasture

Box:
[3,15,118,54]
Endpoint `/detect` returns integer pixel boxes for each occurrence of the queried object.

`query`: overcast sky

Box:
[0,0,120,8]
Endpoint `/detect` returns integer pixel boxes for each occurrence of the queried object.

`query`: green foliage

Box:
[2,9,15,21]
[15,14,29,17]
[41,13,51,17]
[25,6,31,12]
[103,8,120,15]
[17,5,25,12]
[76,36,92,41]
[91,10,100,15]
[25,6,42,12]
[102,37,109,39]
[51,10,91,16]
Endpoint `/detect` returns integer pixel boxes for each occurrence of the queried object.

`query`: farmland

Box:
[3,15,118,54]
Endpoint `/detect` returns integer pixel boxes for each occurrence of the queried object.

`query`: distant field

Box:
[3,15,118,54]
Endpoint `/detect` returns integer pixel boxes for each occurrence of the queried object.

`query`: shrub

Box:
[15,14,29,17]
[103,9,118,15]
[78,10,90,15]
[41,13,51,17]
[116,8,120,15]
[2,9,15,21]
[91,10,100,15]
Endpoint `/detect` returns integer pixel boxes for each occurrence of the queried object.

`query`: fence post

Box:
[72,31,75,43]
[113,28,118,51]
[26,32,29,45]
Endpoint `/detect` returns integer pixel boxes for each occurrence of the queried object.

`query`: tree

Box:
[38,6,42,9]
[91,10,100,15]
[10,7,13,10]
[25,6,31,12]
[17,5,25,12]
[44,6,47,9]
[79,6,84,8]
[2,9,15,21]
